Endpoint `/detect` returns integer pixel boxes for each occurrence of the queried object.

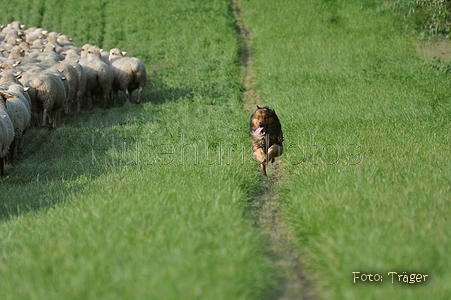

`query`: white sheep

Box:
[17,73,41,127]
[0,89,31,161]
[0,95,14,176]
[108,48,147,104]
[63,55,86,112]
[62,48,81,60]
[26,72,66,128]
[80,46,113,109]
[4,83,32,115]
[51,62,80,114]
[8,46,24,58]
[0,72,22,88]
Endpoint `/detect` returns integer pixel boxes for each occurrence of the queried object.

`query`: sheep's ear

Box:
[256,105,261,109]
[122,51,126,56]
[23,86,30,92]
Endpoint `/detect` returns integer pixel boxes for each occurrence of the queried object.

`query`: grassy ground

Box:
[2,0,451,298]
[0,1,276,299]
[242,0,451,298]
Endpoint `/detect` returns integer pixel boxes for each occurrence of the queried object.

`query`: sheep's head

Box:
[109,48,126,61]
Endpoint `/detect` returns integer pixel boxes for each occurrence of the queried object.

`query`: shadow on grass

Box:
[146,75,194,104]
[0,77,190,221]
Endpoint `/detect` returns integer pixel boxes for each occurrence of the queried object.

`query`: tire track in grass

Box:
[229,1,315,299]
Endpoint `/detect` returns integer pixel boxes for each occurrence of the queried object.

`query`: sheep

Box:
[4,29,22,46]
[5,83,32,115]
[26,72,66,128]
[8,46,24,58]
[80,46,113,109]
[43,68,70,118]
[24,32,39,45]
[0,59,21,71]
[56,34,74,47]
[55,34,79,54]
[108,48,147,104]
[63,55,86,111]
[80,44,94,58]
[51,61,80,114]
[62,48,81,60]
[30,38,44,50]
[0,70,22,84]
[42,43,64,60]
[8,21,25,31]
[0,95,14,176]
[17,73,41,127]
[0,89,31,161]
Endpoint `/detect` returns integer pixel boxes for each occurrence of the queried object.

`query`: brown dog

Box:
[249,105,283,176]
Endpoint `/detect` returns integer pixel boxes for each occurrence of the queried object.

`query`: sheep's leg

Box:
[42,108,52,127]
[41,111,47,127]
[112,90,118,107]
[33,112,41,128]
[76,94,82,112]
[18,135,24,154]
[9,137,18,163]
[64,99,71,115]
[52,109,61,128]
[125,89,131,103]
[137,86,143,104]
[103,93,108,109]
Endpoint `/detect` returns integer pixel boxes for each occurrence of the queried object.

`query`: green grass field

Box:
[1,0,450,299]
[0,0,276,299]
[242,0,451,298]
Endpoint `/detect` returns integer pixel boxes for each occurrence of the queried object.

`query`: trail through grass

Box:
[0,1,277,299]
[242,0,451,298]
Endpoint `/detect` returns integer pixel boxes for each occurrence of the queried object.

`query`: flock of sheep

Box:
[0,21,147,176]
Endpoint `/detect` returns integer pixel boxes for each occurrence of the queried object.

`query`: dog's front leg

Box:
[260,162,267,176]
[267,144,283,163]
[253,147,266,164]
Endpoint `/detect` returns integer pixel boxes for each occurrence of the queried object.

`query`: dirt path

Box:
[229,1,315,299]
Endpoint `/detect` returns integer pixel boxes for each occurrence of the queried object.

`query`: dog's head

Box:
[250,105,278,136]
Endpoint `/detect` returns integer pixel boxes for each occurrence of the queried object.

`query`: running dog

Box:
[249,105,283,176]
